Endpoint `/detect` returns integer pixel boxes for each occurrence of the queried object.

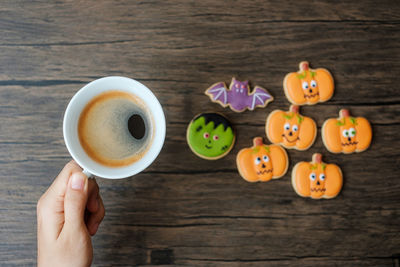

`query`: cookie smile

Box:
[205,144,213,149]
[341,141,358,146]
[256,169,272,175]
[282,134,299,143]
[311,188,326,193]
[304,92,319,99]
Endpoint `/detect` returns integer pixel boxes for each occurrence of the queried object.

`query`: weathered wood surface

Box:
[0,0,399,266]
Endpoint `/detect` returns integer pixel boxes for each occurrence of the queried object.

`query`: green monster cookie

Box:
[186,113,235,160]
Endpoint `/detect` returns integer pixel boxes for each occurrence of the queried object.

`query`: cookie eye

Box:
[203,132,209,139]
[213,135,219,141]
[319,174,325,181]
[262,155,269,162]
[241,85,245,89]
[310,80,317,88]
[349,128,356,137]
[302,81,309,90]
[292,125,298,132]
[235,84,239,88]
[284,123,290,131]
[342,129,349,137]
[254,157,261,165]
[309,173,316,181]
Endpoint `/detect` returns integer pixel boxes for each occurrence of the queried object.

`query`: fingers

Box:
[47,160,82,199]
[87,178,100,213]
[85,178,105,236]
[63,172,89,233]
[37,160,83,240]
[87,196,105,236]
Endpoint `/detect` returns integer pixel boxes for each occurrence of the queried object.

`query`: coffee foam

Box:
[78,91,153,167]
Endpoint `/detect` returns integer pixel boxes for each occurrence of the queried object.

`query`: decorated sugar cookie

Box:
[284,61,334,105]
[236,137,288,183]
[186,113,235,160]
[292,153,343,199]
[266,105,317,150]
[322,109,372,154]
[205,77,273,112]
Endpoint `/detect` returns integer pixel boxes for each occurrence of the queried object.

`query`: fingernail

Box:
[71,173,85,190]
[91,223,99,235]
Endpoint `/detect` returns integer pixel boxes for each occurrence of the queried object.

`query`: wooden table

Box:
[1,1,399,266]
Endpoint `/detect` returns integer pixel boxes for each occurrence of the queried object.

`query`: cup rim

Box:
[63,76,166,179]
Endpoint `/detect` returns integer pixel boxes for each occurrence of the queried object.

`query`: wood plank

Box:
[174,258,394,267]
[0,0,399,46]
[0,20,398,105]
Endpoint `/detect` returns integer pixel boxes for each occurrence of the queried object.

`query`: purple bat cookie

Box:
[205,78,274,112]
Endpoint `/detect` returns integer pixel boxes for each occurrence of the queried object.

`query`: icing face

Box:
[250,146,273,181]
[292,153,343,199]
[187,114,234,159]
[299,72,319,104]
[308,164,327,199]
[205,78,274,112]
[232,78,249,96]
[266,105,317,151]
[228,78,273,112]
[282,114,301,146]
[339,118,358,153]
[236,137,288,183]
[284,61,334,105]
[322,109,372,154]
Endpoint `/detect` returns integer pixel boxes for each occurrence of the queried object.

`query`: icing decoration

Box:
[283,61,334,105]
[266,105,317,150]
[186,113,235,160]
[291,153,343,199]
[322,109,372,154]
[236,137,288,182]
[205,77,273,112]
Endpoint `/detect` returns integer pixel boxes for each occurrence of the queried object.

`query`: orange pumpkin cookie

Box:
[266,105,317,150]
[284,61,334,105]
[236,137,288,183]
[292,153,343,199]
[322,109,372,154]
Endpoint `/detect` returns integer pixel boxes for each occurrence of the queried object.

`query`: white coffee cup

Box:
[63,76,166,179]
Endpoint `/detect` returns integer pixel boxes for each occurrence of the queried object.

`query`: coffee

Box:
[78,90,154,167]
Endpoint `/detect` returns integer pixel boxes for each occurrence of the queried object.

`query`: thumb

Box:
[64,172,89,231]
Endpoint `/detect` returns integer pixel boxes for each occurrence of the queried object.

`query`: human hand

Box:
[37,160,105,267]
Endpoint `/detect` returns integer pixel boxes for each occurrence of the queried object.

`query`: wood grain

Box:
[0,0,399,266]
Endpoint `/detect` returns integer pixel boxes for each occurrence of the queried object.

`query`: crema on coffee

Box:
[78,90,154,167]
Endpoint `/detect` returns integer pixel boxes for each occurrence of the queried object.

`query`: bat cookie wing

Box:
[205,82,228,106]
[250,86,274,110]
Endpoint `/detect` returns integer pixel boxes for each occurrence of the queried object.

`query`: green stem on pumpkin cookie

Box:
[297,62,310,79]
[349,117,358,125]
[337,109,351,126]
[296,114,304,124]
[283,114,293,120]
